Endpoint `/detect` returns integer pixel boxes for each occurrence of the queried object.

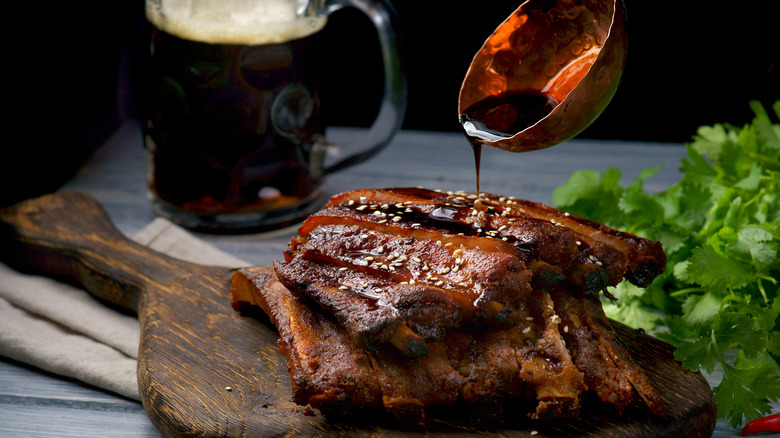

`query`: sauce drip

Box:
[460,90,559,195]
[470,139,482,194]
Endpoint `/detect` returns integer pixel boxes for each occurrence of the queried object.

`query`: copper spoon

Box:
[459,0,628,153]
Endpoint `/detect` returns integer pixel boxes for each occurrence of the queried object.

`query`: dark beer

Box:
[143,4,330,231]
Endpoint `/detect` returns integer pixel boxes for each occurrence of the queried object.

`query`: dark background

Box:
[4,0,778,206]
[325,0,778,140]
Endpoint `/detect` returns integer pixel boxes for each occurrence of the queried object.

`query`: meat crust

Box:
[549,288,667,417]
[233,267,585,421]
[231,187,668,422]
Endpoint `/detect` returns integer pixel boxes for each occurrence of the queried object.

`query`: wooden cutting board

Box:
[0,192,716,437]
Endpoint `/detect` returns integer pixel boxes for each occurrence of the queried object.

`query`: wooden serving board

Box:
[0,192,716,437]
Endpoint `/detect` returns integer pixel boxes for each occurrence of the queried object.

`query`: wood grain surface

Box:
[0,191,716,437]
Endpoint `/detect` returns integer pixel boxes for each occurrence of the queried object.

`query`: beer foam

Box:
[147,0,327,45]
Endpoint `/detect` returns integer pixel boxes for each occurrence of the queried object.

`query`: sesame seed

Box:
[576,240,582,245]
[381,204,389,209]
[531,431,538,436]
[436,240,442,247]
[410,279,416,285]
[376,246,384,254]
[412,223,421,228]
[364,256,374,261]
[435,281,444,286]
[378,219,387,224]
[392,216,402,222]
[439,267,450,274]
[339,286,348,290]
[522,327,531,334]
[564,212,570,217]
[422,265,429,271]
[374,288,383,293]
[525,317,534,321]
[455,257,462,265]
[564,326,569,333]
[359,196,367,201]
[502,237,508,241]
[498,225,507,231]
[452,266,459,272]
[347,200,355,205]
[400,281,408,285]
[458,282,469,287]
[225,386,232,391]
[356,205,367,210]
[444,242,453,247]
[339,267,348,271]
[405,208,412,213]
[412,256,422,263]
[359,281,367,287]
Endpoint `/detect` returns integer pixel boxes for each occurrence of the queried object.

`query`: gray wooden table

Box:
[0,121,766,437]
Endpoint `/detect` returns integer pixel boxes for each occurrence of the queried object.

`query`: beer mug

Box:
[142,0,406,232]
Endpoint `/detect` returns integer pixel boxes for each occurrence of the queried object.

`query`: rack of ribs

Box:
[231,187,667,422]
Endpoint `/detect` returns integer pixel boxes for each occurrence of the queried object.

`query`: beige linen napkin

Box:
[0,218,248,401]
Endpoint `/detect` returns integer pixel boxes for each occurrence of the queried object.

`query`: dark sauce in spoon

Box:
[460,90,558,193]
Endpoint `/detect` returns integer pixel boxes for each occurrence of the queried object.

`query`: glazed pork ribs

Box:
[231,187,667,421]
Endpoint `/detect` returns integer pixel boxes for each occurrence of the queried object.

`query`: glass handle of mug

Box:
[321,0,408,174]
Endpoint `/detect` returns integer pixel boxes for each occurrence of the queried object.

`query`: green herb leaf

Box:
[552,101,780,426]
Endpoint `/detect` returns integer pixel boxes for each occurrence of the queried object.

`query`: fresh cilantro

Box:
[550,101,780,427]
